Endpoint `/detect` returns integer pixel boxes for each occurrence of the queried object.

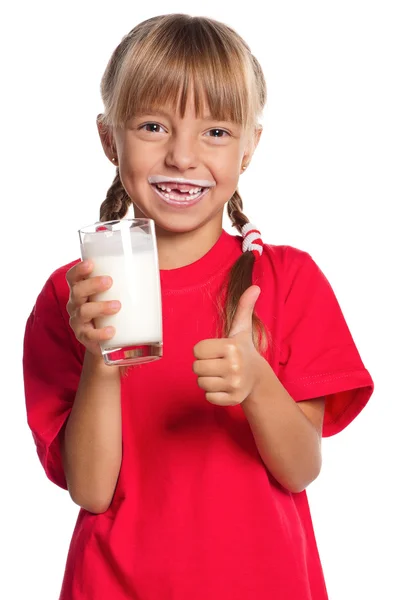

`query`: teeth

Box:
[153,184,207,202]
[156,184,203,194]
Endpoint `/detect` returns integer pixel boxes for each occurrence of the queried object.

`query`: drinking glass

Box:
[78,218,162,366]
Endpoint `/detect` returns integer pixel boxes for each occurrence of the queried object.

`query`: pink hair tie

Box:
[241,222,263,261]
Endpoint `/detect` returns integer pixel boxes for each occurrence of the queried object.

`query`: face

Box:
[97,89,262,237]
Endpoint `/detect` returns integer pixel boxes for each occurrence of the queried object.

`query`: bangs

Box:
[108,18,254,130]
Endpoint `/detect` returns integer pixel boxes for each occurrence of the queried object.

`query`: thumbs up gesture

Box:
[193,285,264,406]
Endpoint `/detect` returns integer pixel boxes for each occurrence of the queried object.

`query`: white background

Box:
[1,1,396,598]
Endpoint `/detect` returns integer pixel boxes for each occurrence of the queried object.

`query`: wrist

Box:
[243,355,272,408]
[83,350,120,378]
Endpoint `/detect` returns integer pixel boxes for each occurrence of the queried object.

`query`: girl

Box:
[23,13,374,600]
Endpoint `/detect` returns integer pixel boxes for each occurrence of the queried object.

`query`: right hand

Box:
[66,260,121,357]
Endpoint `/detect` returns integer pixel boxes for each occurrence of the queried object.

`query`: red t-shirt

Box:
[23,230,374,599]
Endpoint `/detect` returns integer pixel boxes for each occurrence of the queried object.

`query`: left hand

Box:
[193,285,264,406]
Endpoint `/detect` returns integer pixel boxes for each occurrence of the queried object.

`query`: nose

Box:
[164,131,199,172]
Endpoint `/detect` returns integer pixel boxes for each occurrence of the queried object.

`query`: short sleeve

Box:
[278,250,374,437]
[23,274,83,489]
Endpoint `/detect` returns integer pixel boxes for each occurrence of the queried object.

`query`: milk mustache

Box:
[80,223,162,350]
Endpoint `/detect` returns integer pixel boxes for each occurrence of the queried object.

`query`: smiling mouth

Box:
[150,183,211,207]
[153,183,205,201]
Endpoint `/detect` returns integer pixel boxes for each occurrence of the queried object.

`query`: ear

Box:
[254,125,263,150]
[241,125,263,170]
[96,114,117,164]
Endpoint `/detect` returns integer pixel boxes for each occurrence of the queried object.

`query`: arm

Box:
[193,284,325,494]
[60,352,122,514]
[242,356,325,494]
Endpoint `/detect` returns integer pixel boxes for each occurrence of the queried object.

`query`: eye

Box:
[139,123,166,133]
[206,128,230,139]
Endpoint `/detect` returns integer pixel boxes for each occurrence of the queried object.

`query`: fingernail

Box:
[109,301,120,309]
[102,277,111,286]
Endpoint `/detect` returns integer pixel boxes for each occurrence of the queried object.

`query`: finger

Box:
[77,323,116,345]
[193,339,236,360]
[193,358,228,377]
[66,260,93,287]
[229,285,261,338]
[70,300,121,325]
[197,376,227,393]
[69,275,113,308]
[205,392,231,406]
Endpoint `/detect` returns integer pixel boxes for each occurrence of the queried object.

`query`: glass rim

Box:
[78,217,153,234]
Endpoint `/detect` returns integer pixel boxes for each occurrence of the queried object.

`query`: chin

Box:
[146,210,212,235]
[130,191,225,234]
[154,216,205,234]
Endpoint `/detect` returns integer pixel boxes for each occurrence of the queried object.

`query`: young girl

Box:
[23,13,374,600]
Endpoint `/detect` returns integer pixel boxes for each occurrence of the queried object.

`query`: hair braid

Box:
[99,168,132,222]
[227,189,249,230]
[218,190,269,356]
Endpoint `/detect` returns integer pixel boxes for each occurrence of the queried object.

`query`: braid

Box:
[99,168,132,222]
[218,190,269,356]
[227,189,249,232]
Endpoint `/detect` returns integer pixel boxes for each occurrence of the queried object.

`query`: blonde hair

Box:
[98,14,270,356]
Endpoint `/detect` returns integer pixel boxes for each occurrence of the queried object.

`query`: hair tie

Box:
[241,222,263,261]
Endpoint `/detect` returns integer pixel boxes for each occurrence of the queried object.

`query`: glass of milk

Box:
[78,218,162,366]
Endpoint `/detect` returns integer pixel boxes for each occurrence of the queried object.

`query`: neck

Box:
[157,221,223,270]
[131,204,224,270]
[142,224,223,274]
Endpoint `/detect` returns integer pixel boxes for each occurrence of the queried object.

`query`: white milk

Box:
[81,226,162,350]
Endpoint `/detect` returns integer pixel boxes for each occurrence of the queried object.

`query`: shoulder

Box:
[47,258,81,293]
[257,242,339,315]
[33,258,81,316]
[25,258,84,361]
[262,243,312,268]
[252,240,317,288]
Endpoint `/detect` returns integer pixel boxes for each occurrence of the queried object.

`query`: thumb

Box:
[228,285,261,338]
